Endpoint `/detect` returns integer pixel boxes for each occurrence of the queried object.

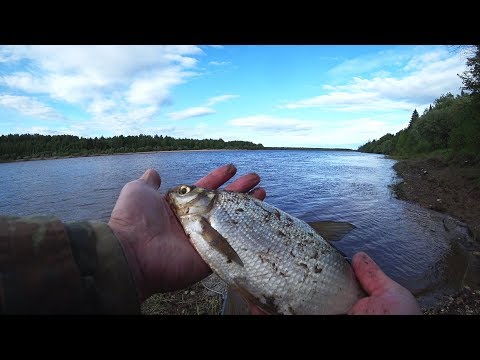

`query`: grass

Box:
[141,274,226,315]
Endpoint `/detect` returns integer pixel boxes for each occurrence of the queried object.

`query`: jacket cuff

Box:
[0,216,140,314]
[66,221,141,314]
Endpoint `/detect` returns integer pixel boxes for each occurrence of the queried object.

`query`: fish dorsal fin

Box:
[307,221,356,242]
[199,217,244,267]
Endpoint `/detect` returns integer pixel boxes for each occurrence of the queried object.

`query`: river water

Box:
[0,150,473,307]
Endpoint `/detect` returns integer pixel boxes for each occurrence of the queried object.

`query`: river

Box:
[0,150,472,307]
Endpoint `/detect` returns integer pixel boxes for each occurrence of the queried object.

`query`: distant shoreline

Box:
[0,147,357,164]
[0,149,242,164]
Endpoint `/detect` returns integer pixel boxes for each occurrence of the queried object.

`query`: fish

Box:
[166,184,366,315]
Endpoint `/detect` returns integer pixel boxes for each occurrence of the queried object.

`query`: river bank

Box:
[391,157,480,314]
[392,157,480,241]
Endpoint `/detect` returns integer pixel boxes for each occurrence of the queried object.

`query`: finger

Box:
[347,298,375,315]
[195,163,237,189]
[351,252,395,296]
[248,187,266,200]
[140,168,161,190]
[225,173,260,193]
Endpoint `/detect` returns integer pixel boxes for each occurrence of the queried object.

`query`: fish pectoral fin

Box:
[221,286,250,315]
[307,221,356,242]
[232,279,277,315]
[199,217,244,267]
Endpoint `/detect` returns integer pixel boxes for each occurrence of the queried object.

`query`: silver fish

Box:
[167,184,366,315]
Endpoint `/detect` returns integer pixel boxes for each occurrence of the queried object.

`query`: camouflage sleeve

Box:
[0,215,140,314]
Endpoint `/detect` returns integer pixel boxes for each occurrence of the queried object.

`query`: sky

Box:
[0,45,469,149]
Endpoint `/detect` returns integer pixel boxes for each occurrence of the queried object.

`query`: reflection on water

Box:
[0,150,473,307]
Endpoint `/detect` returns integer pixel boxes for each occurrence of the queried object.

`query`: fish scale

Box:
[167,185,366,314]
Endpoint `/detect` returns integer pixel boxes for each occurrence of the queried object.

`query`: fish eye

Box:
[178,185,191,195]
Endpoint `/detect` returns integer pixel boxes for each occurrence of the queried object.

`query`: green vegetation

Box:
[0,134,264,162]
[358,46,480,164]
[459,46,480,96]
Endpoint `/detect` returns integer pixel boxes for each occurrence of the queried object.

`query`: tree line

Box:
[0,134,264,161]
[358,46,480,162]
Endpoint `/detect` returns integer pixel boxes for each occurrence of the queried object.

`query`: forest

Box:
[0,134,264,161]
[358,46,480,163]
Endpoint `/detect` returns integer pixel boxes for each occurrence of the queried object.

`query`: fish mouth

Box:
[165,190,181,215]
[165,191,179,211]
[165,192,191,242]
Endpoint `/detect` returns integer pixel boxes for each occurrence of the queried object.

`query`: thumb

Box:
[140,168,161,190]
[351,252,396,296]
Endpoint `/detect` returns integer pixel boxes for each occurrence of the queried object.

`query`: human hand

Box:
[108,164,266,303]
[348,252,422,315]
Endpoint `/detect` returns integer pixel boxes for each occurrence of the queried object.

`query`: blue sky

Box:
[0,45,468,149]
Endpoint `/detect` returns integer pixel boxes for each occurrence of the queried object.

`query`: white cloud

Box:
[1,72,45,93]
[402,49,444,71]
[0,94,62,119]
[225,113,408,148]
[126,67,196,106]
[229,115,313,133]
[87,98,116,115]
[206,94,239,106]
[208,45,224,49]
[160,111,406,148]
[371,70,391,78]
[280,92,415,111]
[337,116,408,141]
[0,45,206,132]
[331,53,465,100]
[0,46,21,63]
[328,48,411,77]
[282,49,467,112]
[3,45,203,76]
[168,107,216,121]
[42,110,164,138]
[167,94,239,121]
[86,105,159,134]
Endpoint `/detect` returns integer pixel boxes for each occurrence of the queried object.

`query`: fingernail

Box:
[226,163,237,175]
[142,168,154,178]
